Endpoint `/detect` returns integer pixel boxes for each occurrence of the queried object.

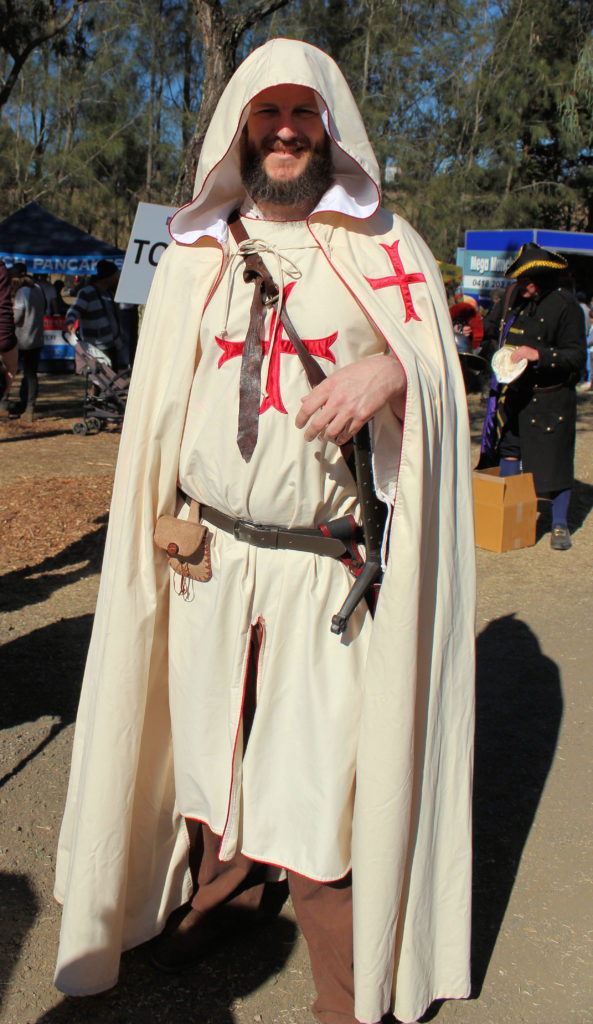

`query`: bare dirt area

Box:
[1,374,592,1024]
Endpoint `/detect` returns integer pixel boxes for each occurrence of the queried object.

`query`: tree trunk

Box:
[181,0,196,153]
[361,0,375,101]
[175,5,237,204]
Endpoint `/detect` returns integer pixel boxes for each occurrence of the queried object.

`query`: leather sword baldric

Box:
[237,274,266,462]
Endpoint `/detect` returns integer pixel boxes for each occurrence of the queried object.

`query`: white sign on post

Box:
[115,202,177,305]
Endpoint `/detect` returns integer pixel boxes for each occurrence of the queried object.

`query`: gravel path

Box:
[1,376,592,1024]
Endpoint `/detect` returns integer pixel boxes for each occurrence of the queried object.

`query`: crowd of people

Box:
[0,258,138,422]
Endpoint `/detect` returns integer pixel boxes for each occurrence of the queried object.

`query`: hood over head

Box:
[169,38,381,245]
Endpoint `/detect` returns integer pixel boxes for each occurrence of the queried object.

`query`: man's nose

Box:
[275,122,299,140]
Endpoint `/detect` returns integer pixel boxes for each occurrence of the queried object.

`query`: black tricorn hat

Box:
[505,242,568,279]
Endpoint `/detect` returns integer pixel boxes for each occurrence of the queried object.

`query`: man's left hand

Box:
[295,352,406,444]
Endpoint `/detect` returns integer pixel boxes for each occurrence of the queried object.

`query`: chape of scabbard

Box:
[331,423,386,635]
[331,556,382,635]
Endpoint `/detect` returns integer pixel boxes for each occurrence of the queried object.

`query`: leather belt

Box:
[200,504,347,558]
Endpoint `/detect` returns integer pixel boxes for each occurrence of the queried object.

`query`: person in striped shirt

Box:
[66,259,122,368]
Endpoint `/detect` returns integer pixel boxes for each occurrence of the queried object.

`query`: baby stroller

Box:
[65,329,130,434]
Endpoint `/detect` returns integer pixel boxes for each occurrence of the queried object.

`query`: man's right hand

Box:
[295,351,406,446]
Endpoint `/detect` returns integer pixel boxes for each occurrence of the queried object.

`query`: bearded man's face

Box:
[241,84,334,208]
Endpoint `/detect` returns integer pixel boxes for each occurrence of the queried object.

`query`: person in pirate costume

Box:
[479,242,586,550]
[54,39,475,1024]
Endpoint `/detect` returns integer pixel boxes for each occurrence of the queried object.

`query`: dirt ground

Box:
[1,373,592,1024]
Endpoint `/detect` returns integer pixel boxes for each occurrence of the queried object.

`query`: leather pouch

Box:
[154,499,212,583]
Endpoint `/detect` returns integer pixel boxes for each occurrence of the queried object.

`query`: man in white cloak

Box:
[54,38,476,1024]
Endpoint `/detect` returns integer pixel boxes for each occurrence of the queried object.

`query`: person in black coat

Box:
[479,242,586,550]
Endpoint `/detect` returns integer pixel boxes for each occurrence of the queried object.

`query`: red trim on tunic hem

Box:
[181,814,353,884]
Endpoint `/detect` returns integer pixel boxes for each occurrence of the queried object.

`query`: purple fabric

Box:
[0,260,17,353]
[479,378,499,461]
[478,309,520,462]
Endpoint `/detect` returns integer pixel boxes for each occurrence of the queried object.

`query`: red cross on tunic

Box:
[215,281,337,415]
[365,240,426,323]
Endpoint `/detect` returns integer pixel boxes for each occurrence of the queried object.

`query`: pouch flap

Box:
[154,514,206,558]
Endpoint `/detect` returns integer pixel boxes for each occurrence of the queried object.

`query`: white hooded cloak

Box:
[54,38,476,1024]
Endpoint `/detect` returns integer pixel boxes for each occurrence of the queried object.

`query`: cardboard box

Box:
[472,468,537,552]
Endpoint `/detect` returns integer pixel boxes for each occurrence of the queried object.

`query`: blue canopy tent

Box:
[0,201,124,274]
[0,202,124,363]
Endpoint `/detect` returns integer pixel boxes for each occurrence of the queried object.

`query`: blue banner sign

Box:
[0,252,124,275]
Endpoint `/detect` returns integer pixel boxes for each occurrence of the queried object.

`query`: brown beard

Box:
[240,132,334,208]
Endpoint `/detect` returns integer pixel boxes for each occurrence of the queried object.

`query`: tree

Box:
[0,1,199,239]
[2,0,593,257]
[0,0,89,113]
[469,0,593,234]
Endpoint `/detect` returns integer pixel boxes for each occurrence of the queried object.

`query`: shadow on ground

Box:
[470,614,562,998]
[0,614,93,785]
[34,913,298,1024]
[534,478,593,541]
[415,613,563,1022]
[0,426,83,443]
[0,873,39,1017]
[0,517,107,615]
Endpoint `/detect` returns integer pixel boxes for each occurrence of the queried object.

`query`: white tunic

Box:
[170,217,395,880]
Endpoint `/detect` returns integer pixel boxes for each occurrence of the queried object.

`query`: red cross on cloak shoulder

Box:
[365,240,426,323]
[215,281,337,415]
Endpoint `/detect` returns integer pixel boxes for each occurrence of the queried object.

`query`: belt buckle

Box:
[233,519,251,544]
